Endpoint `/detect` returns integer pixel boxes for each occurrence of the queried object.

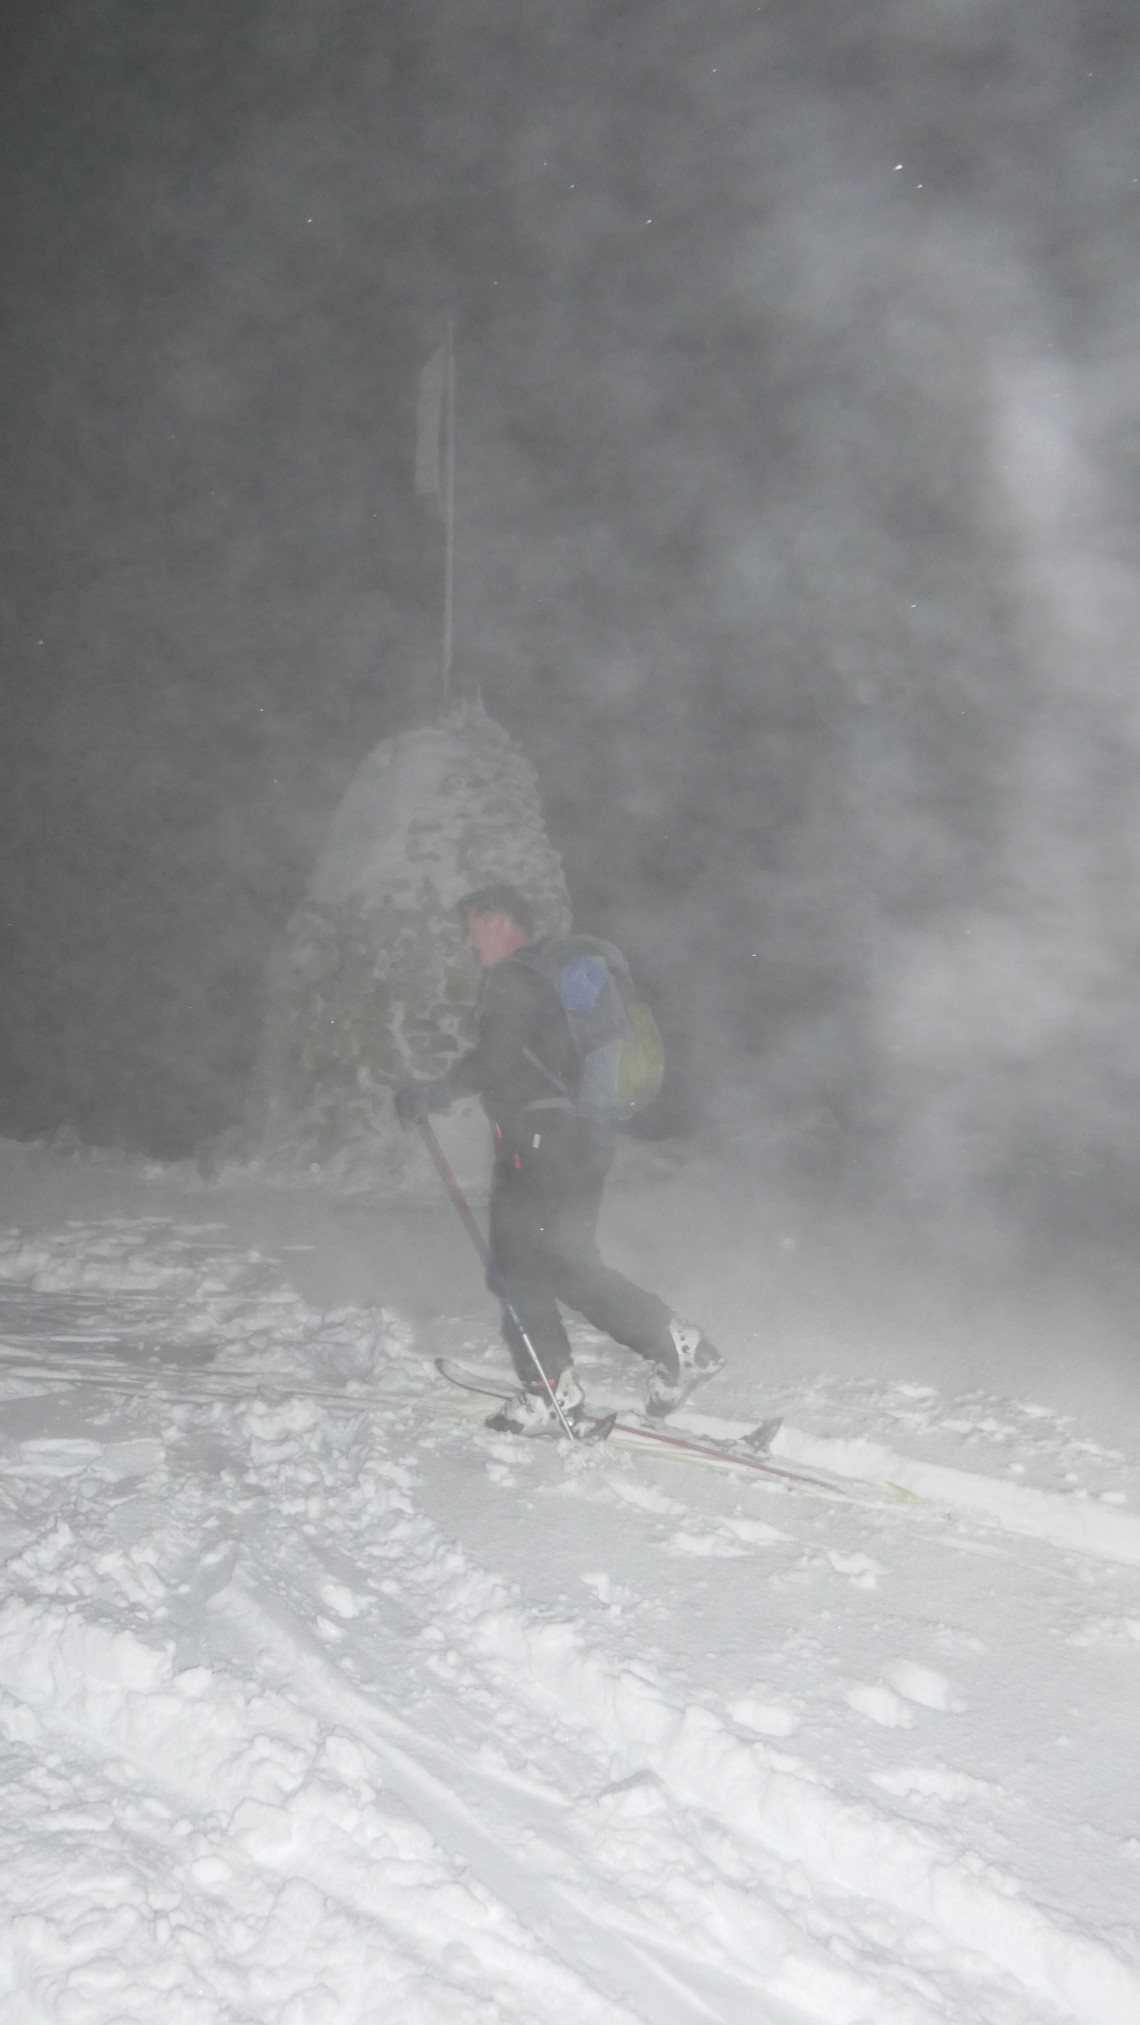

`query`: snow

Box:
[1,1138,1138,2022]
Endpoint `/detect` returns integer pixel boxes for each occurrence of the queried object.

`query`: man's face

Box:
[464,909,527,967]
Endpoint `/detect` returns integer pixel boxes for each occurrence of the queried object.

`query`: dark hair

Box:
[456,882,535,936]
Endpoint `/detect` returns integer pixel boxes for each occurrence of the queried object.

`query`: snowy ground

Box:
[0,1137,1138,2023]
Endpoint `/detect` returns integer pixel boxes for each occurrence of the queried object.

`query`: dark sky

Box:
[2,0,1139,1234]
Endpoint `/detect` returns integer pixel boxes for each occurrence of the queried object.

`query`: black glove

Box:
[394,1080,449,1128]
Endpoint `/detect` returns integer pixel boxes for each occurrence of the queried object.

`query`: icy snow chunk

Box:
[592,1766,668,1820]
[98,1439,164,1480]
[872,1764,991,1803]
[667,1528,747,1557]
[319,1733,372,1784]
[189,1854,233,1889]
[847,1664,962,1725]
[318,1579,363,1620]
[0,1598,173,1698]
[12,1437,102,1477]
[845,1681,916,1728]
[826,1550,886,1588]
[883,1661,963,1712]
[720,1516,789,1545]
[729,1696,802,1738]
[230,1796,301,1861]
[606,1477,687,1516]
[244,1396,323,1442]
[581,1571,638,1611]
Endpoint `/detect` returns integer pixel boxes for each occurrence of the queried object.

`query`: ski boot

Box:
[645,1320,725,1418]
[486,1365,586,1436]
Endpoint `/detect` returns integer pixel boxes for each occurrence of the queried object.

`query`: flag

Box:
[415,344,447,498]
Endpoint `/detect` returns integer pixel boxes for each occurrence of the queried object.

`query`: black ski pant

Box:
[487,1115,672,1385]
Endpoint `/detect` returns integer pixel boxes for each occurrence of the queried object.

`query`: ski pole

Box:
[416,1118,582,1441]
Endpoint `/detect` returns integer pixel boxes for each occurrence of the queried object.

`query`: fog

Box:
[2,0,1138,1258]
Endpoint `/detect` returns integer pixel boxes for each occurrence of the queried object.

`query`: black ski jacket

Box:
[443,943,580,1144]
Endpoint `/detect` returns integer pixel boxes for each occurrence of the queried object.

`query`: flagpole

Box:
[441,319,456,709]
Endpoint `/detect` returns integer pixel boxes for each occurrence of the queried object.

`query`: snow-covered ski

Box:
[488,1401,619,1444]
[434,1357,895,1500]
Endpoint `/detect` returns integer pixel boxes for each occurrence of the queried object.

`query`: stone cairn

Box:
[233,702,570,1187]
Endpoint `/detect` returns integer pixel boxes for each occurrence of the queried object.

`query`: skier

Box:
[395,881,723,1434]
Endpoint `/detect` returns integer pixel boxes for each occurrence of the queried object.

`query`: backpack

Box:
[523,935,665,1120]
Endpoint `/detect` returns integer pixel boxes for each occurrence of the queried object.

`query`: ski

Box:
[433,1358,893,1501]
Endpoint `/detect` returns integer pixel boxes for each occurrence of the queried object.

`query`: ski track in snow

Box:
[0,1190,1138,2022]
